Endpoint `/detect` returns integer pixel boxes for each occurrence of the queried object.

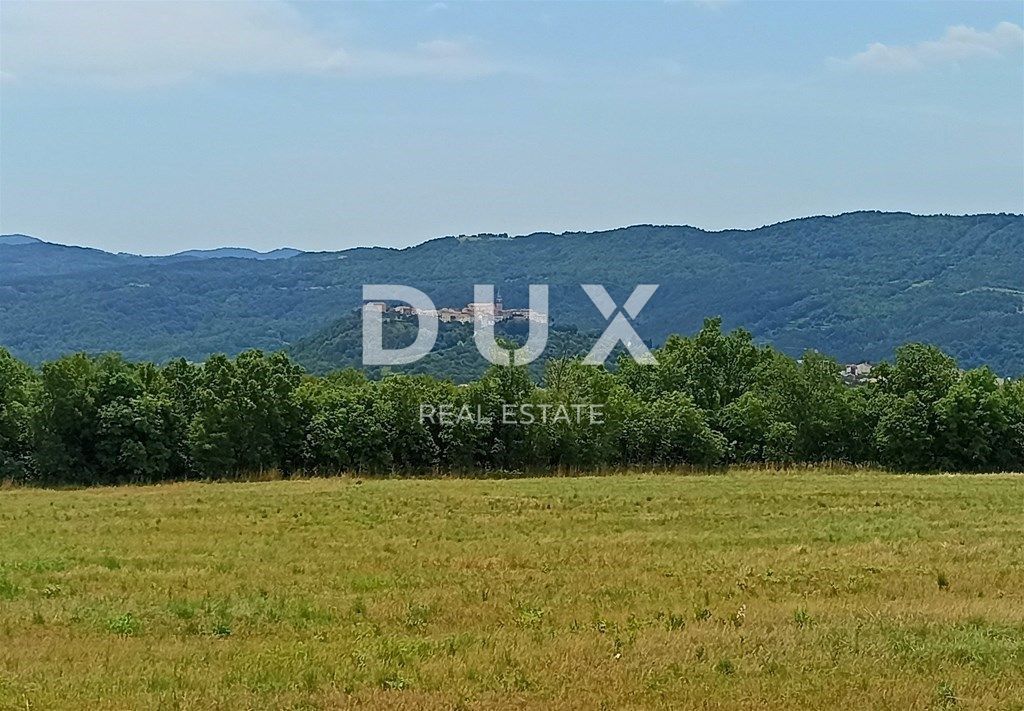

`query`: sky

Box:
[1,1,1022,255]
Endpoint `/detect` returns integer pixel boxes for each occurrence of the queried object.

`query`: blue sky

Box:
[1,1,1022,254]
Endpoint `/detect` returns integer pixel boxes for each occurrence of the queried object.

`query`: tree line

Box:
[2,318,1022,485]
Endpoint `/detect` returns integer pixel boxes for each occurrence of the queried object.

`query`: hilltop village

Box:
[364,296,547,326]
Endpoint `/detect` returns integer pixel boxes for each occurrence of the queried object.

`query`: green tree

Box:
[874,393,935,470]
[614,390,725,466]
[997,378,1024,470]
[619,318,770,414]
[460,362,537,470]
[541,359,620,468]
[0,348,37,480]
[33,354,178,483]
[375,375,444,471]
[188,351,305,475]
[298,376,393,472]
[718,391,772,462]
[752,351,870,463]
[935,368,1008,470]
[872,344,962,470]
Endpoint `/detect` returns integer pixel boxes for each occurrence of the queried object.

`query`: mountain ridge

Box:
[2,211,1022,375]
[0,235,304,259]
[7,210,1021,257]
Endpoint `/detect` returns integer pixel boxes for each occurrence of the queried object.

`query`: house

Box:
[384,298,545,326]
[438,308,472,323]
[842,362,874,384]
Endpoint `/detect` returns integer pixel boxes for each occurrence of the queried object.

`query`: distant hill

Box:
[169,247,303,261]
[0,238,144,278]
[2,211,1023,374]
[289,312,601,382]
[0,234,43,246]
[0,236,303,279]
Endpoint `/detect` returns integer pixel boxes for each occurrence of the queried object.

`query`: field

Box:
[1,470,1022,710]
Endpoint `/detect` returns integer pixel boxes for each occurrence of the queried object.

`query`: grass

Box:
[0,469,1022,709]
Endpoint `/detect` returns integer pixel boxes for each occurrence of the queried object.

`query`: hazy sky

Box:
[1,1,1022,254]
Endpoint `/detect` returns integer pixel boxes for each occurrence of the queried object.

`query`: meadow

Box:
[1,469,1022,709]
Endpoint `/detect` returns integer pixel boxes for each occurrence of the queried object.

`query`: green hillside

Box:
[2,211,1022,374]
[289,313,601,382]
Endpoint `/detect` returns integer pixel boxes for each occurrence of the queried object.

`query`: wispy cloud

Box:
[837,21,1024,73]
[348,39,500,81]
[0,0,500,88]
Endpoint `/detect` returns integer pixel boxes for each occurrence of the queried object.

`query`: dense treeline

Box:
[1,318,1022,484]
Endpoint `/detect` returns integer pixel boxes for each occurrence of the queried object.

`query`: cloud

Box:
[0,0,498,88]
[839,21,1024,73]
[349,39,500,80]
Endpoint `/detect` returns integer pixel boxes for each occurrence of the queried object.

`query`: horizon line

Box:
[3,209,1021,258]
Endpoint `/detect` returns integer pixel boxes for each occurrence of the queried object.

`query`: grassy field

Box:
[0,470,1022,710]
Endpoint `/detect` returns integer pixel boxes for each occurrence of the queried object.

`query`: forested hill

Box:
[289,314,602,382]
[2,211,1022,374]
